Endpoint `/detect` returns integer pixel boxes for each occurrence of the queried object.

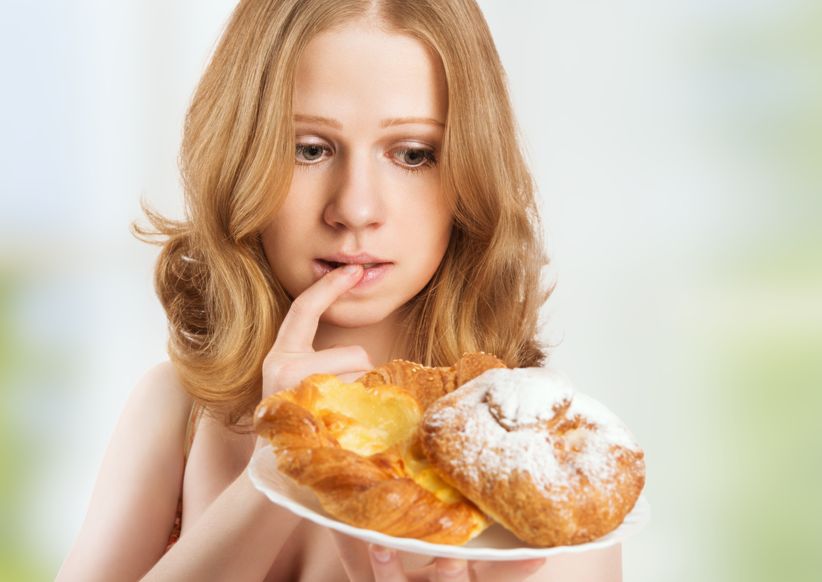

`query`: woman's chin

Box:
[318,302,393,328]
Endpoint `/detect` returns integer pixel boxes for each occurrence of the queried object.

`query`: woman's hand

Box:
[368,546,545,582]
[261,263,373,400]
[255,264,372,451]
[332,533,545,582]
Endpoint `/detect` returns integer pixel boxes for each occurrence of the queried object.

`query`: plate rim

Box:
[247,444,650,561]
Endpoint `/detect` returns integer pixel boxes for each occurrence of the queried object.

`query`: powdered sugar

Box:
[484,368,575,429]
[568,392,640,451]
[424,367,641,498]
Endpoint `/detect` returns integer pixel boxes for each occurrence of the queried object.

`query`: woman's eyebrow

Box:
[294,114,444,129]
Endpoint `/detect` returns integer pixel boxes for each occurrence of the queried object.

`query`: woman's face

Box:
[262,21,451,328]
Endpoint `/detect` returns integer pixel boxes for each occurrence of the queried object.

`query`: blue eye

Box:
[296,143,329,163]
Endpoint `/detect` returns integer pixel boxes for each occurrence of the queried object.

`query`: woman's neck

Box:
[313,312,408,367]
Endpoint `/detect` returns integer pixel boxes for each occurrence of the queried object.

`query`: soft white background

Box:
[1,1,819,580]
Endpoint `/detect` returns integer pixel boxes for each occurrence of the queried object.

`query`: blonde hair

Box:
[134,0,552,430]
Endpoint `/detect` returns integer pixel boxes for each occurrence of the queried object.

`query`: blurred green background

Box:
[1,1,820,580]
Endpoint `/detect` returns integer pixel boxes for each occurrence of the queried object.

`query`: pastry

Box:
[253,352,506,544]
[420,367,646,546]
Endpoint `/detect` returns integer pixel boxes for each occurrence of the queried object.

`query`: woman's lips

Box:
[312,259,393,289]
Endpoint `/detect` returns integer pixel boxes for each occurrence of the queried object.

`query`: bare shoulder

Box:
[132,359,191,411]
[113,360,193,453]
[55,361,193,582]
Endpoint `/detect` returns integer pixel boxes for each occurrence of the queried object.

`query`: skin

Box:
[261,19,453,366]
[55,19,623,582]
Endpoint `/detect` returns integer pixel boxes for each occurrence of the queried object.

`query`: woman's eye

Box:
[296,143,437,171]
[394,147,437,169]
[295,143,328,163]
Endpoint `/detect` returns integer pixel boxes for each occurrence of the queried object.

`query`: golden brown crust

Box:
[253,352,505,544]
[420,368,646,547]
[255,356,645,547]
[357,351,507,411]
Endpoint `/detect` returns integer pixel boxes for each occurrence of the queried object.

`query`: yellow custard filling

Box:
[283,374,466,503]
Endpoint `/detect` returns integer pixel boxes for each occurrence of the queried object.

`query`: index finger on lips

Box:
[273,264,364,353]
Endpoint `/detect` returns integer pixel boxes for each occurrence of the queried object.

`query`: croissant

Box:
[253,352,506,544]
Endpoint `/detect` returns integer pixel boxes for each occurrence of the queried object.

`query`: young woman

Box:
[57,1,622,580]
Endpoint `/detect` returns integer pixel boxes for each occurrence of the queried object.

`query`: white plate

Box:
[248,445,650,561]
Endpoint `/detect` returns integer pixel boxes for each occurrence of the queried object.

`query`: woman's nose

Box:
[322,151,385,231]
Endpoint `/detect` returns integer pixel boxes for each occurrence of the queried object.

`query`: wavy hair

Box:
[133,0,553,430]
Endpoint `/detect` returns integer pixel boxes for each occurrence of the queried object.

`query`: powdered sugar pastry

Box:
[424,367,641,497]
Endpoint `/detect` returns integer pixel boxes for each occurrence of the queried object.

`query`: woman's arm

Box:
[141,464,300,581]
[55,362,191,581]
[55,362,301,582]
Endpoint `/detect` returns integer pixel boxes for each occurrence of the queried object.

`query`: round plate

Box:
[248,445,650,561]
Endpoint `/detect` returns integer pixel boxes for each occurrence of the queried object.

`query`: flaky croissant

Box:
[253,352,506,544]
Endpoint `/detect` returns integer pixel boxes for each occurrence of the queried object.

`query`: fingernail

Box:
[342,264,361,275]
[370,545,393,563]
[438,559,466,576]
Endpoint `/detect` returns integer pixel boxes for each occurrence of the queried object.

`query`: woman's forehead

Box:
[293,23,447,129]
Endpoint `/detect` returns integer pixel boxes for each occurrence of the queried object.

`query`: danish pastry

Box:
[420,367,646,546]
[253,352,506,544]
